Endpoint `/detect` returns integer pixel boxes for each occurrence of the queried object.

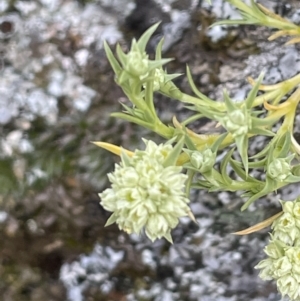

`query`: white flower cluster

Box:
[255,199,300,300]
[99,139,190,243]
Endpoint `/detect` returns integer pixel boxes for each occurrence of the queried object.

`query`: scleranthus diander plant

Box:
[93,0,300,299]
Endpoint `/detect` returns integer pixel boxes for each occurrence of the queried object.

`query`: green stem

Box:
[227,179,262,192]
[153,120,174,139]
[180,93,224,110]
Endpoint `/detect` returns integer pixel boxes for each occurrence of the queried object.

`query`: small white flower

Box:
[256,198,300,301]
[254,258,274,280]
[277,275,299,300]
[99,139,190,243]
[272,256,292,278]
[272,212,299,245]
[264,240,285,259]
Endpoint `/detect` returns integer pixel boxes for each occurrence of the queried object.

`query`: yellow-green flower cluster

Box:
[99,139,190,243]
[255,199,300,300]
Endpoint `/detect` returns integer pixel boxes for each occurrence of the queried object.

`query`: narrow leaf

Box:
[223,90,236,113]
[186,65,220,109]
[137,22,160,52]
[235,135,249,175]
[220,148,234,185]
[103,41,122,75]
[155,37,164,60]
[241,178,276,211]
[163,136,184,167]
[245,72,264,109]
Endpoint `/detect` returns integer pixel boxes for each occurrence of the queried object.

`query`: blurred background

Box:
[1,0,300,300]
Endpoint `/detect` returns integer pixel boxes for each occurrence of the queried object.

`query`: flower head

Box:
[255,198,300,300]
[99,139,190,243]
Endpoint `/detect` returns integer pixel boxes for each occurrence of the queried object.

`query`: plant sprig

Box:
[94,2,300,299]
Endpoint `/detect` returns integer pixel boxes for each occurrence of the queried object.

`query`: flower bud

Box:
[267,158,291,181]
[222,109,251,137]
[190,149,216,173]
[126,51,149,77]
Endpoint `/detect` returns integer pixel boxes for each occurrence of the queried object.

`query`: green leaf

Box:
[163,136,184,167]
[120,148,133,167]
[202,171,221,188]
[105,213,118,226]
[181,113,205,126]
[186,66,220,109]
[250,142,271,159]
[155,37,164,60]
[230,159,262,183]
[235,135,249,175]
[185,169,195,196]
[220,148,234,186]
[111,112,152,129]
[148,58,173,71]
[249,127,275,137]
[292,165,300,176]
[223,90,236,113]
[184,133,198,151]
[211,132,228,153]
[192,180,213,190]
[137,22,160,52]
[276,132,291,158]
[245,72,264,109]
[103,41,122,75]
[249,0,267,20]
[144,76,155,117]
[241,177,277,211]
[285,174,300,183]
[164,73,182,82]
[116,44,128,67]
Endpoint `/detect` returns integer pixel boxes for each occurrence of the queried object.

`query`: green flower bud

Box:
[126,50,149,77]
[267,158,292,181]
[222,109,251,137]
[99,139,191,243]
[190,149,216,173]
